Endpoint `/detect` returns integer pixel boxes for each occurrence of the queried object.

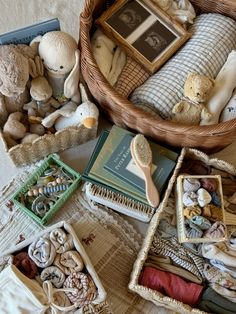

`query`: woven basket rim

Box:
[80,0,236,150]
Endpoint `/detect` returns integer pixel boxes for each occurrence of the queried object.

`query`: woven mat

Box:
[0,160,174,314]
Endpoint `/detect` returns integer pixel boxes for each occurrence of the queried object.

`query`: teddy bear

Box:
[0,45,31,126]
[171,73,214,125]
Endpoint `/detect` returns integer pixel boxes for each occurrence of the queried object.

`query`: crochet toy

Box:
[30,31,80,104]
[172,73,214,125]
[23,56,60,119]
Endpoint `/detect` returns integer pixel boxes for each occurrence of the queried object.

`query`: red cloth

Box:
[13,251,38,279]
[139,266,203,306]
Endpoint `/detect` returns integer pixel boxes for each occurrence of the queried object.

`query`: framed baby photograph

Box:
[96,0,191,73]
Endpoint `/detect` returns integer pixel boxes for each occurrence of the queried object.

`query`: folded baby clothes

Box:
[91,29,116,81]
[63,272,97,306]
[28,237,56,268]
[190,215,211,230]
[40,266,65,288]
[139,266,203,306]
[202,242,236,267]
[203,264,236,289]
[54,250,84,275]
[211,283,236,303]
[204,221,226,239]
[198,287,236,314]
[131,13,236,119]
[183,178,201,192]
[151,236,205,281]
[210,259,236,279]
[184,219,203,239]
[50,228,74,254]
[146,254,202,284]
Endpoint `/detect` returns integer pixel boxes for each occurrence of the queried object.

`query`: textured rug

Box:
[0,159,174,314]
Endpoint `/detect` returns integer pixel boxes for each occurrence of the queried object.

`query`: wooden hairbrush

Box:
[130,134,160,208]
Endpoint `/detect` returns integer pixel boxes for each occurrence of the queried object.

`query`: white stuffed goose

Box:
[41,83,99,130]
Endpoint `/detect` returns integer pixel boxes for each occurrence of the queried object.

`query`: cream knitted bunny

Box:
[30,31,80,104]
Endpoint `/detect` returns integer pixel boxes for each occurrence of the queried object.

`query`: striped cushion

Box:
[130,14,236,120]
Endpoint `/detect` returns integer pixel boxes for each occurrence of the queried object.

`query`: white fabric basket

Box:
[0,221,107,313]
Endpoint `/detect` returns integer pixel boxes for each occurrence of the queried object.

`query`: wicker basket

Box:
[0,124,97,167]
[128,147,236,314]
[80,0,236,152]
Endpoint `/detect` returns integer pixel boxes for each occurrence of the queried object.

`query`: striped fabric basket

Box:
[80,0,236,152]
[128,147,236,314]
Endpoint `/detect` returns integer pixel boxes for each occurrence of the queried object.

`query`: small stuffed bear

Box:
[171,73,214,125]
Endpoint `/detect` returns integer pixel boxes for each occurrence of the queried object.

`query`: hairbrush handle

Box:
[142,167,160,208]
[130,135,160,208]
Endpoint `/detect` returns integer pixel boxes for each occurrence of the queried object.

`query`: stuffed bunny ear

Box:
[64,49,81,103]
[30,35,42,55]
[28,56,44,79]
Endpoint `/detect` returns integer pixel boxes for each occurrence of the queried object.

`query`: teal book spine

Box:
[0,18,60,45]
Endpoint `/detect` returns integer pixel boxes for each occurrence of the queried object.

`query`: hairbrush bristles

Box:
[132,134,152,167]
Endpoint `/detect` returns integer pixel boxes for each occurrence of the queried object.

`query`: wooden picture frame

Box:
[96,0,191,73]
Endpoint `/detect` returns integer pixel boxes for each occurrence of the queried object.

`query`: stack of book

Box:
[83,125,179,221]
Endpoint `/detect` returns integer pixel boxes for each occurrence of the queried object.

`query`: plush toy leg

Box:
[172,102,189,114]
[0,97,8,127]
[201,107,212,123]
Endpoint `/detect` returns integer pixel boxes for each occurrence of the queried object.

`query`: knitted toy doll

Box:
[30,31,80,104]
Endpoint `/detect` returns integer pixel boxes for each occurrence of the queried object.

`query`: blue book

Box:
[104,133,176,194]
[0,18,60,45]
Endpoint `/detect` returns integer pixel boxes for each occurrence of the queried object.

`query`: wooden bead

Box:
[56,178,62,184]
[33,189,39,196]
[28,190,33,197]
[38,187,43,194]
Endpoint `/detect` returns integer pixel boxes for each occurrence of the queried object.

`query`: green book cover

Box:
[82,130,149,205]
[87,125,178,206]
[88,128,149,204]
[104,133,176,194]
